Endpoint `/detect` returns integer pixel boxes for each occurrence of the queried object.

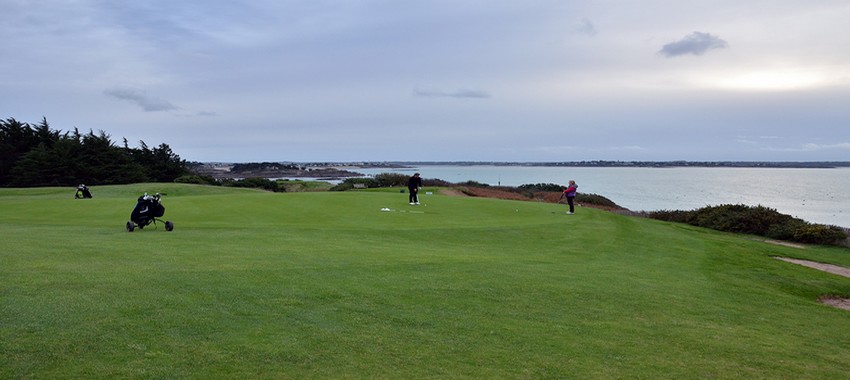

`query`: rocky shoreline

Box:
[190,163,366,180]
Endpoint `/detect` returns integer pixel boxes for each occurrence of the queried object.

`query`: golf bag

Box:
[126,193,173,232]
[75,184,92,199]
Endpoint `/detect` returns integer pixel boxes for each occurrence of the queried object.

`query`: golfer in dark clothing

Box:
[408,173,422,205]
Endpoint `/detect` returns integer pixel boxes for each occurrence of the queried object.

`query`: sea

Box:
[348,165,850,228]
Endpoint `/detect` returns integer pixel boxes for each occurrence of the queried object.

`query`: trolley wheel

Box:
[126,221,135,232]
[165,221,174,231]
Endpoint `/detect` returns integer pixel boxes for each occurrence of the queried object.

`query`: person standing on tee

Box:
[408,173,423,205]
[561,180,578,214]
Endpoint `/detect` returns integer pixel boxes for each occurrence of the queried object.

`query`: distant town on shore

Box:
[191,161,850,181]
[352,161,850,169]
[200,161,850,169]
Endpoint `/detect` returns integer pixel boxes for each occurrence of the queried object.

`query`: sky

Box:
[3,0,850,163]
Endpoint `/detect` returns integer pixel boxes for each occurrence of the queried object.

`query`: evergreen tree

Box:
[2,116,187,187]
[0,118,39,185]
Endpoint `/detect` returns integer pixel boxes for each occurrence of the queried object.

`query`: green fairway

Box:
[2,184,849,379]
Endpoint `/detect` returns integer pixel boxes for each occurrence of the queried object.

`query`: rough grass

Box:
[2,184,850,379]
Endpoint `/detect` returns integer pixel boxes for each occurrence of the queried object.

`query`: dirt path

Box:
[438,188,468,197]
[774,257,850,279]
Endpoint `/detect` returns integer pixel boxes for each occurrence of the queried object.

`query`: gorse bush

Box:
[330,177,378,191]
[455,180,490,187]
[175,174,284,191]
[649,204,847,246]
[220,177,283,192]
[174,174,219,186]
[422,178,452,187]
[793,224,848,244]
[518,183,564,192]
[375,173,408,187]
[691,204,784,235]
[575,193,620,208]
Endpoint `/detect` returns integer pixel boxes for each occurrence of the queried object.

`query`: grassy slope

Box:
[1,184,849,379]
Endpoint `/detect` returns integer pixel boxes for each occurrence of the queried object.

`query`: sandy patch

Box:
[774,257,850,311]
[820,297,850,311]
[438,188,468,197]
[764,239,807,249]
[774,257,850,278]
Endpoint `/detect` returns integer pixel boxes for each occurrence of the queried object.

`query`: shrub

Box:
[455,180,490,187]
[649,210,694,224]
[765,218,808,241]
[174,174,219,186]
[423,178,452,187]
[647,204,848,246]
[793,224,848,245]
[222,177,282,192]
[329,183,353,191]
[575,193,620,208]
[690,204,766,234]
[518,183,564,192]
[374,173,408,187]
[330,177,379,191]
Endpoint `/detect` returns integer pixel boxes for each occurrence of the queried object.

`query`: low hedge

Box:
[649,204,847,246]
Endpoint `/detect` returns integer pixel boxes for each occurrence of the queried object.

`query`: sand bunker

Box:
[774,257,850,311]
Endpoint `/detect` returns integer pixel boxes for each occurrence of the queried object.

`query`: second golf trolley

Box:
[126,192,174,232]
[75,184,92,199]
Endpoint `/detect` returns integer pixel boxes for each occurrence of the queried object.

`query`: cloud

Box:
[803,142,850,150]
[659,31,728,57]
[413,87,490,99]
[763,142,850,152]
[577,18,597,36]
[737,135,781,145]
[103,87,178,112]
[531,145,581,154]
[608,145,648,151]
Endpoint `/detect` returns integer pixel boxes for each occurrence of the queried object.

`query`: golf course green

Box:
[2,183,849,378]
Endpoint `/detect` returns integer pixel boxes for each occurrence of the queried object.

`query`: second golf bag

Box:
[75,184,92,199]
[126,193,173,232]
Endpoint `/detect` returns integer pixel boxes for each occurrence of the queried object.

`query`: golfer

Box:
[562,180,578,214]
[408,173,423,205]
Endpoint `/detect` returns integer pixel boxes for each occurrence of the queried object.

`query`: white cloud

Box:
[763,142,850,152]
[413,87,490,99]
[608,146,649,152]
[803,142,850,151]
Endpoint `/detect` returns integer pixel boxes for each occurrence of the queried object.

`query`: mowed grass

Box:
[2,184,850,379]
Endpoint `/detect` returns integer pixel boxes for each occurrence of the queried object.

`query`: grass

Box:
[2,183,850,379]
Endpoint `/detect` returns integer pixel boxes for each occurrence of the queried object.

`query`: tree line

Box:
[1,117,188,187]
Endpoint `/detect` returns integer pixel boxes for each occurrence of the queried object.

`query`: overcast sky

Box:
[3,1,849,162]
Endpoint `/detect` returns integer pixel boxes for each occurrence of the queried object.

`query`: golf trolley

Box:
[75,184,92,199]
[126,192,174,232]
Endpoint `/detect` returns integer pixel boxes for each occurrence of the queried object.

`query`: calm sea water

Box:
[351,165,850,228]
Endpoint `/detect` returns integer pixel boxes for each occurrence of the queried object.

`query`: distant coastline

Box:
[194,161,850,179]
[334,161,850,169]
